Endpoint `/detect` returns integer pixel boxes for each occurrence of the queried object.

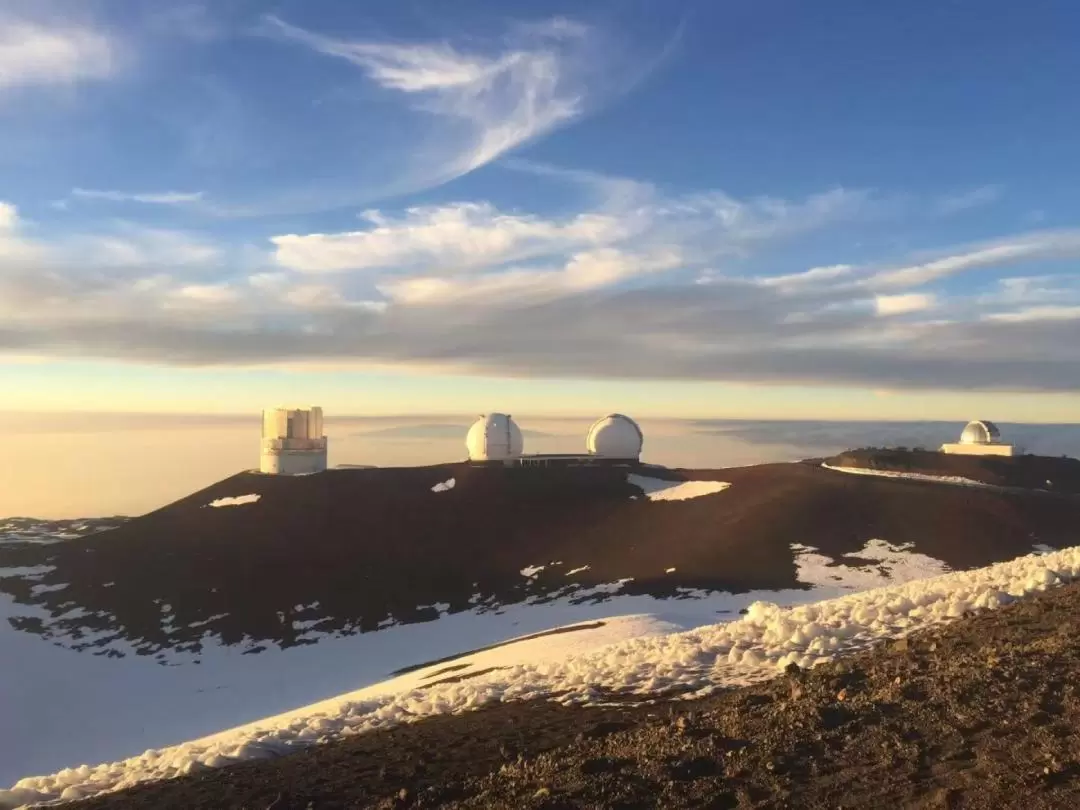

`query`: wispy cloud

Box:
[0,202,18,231]
[874,292,936,316]
[273,203,628,273]
[377,247,681,306]
[867,231,1080,288]
[274,186,874,282]
[260,15,605,190]
[984,305,1080,323]
[71,188,205,205]
[0,16,117,92]
[934,184,1003,215]
[759,264,855,289]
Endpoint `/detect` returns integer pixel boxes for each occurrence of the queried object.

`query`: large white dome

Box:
[960,420,1000,445]
[466,413,524,461]
[586,414,643,459]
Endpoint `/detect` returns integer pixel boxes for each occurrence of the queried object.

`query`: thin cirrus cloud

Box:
[70,188,205,205]
[866,230,1080,288]
[754,230,1080,294]
[933,184,1003,216]
[258,15,619,195]
[0,16,117,92]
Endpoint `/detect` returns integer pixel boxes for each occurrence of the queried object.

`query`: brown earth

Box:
[70,575,1080,809]
[2,460,1079,659]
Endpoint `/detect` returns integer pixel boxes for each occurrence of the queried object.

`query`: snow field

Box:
[7,543,1079,808]
[628,475,731,501]
[821,463,989,488]
[206,494,261,508]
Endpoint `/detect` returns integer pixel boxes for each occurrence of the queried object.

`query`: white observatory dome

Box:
[959,420,1001,445]
[586,414,643,459]
[466,413,524,461]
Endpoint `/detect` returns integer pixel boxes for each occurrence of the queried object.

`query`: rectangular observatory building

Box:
[260,407,328,475]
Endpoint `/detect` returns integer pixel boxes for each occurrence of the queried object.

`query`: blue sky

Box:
[1,0,1079,420]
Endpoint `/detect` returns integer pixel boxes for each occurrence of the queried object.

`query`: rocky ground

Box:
[3,460,1078,659]
[71,578,1080,810]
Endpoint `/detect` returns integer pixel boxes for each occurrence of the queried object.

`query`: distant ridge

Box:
[826,448,1080,494]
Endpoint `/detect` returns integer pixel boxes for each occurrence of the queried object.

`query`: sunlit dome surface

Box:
[466,413,524,461]
[586,414,643,459]
[960,420,1001,445]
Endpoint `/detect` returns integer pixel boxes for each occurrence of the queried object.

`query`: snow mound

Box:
[206,494,261,508]
[628,475,731,501]
[431,478,456,493]
[10,543,1079,807]
[821,463,988,488]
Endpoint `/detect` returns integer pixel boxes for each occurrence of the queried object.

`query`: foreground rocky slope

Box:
[71,577,1080,810]
[2,460,1078,659]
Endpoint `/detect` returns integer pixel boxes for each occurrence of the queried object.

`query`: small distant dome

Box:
[586,414,643,459]
[466,413,524,461]
[960,420,1001,445]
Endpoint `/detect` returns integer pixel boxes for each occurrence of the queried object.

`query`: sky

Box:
[1,0,1080,423]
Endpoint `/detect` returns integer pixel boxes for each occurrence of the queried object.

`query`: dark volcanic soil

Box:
[73,578,1080,810]
[2,460,1079,658]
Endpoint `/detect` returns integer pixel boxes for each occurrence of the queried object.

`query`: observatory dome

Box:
[960,420,1001,445]
[586,414,643,459]
[466,413,524,461]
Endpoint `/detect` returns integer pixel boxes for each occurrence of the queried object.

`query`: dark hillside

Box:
[2,461,1078,659]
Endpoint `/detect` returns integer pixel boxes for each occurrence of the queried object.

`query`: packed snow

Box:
[0,518,124,545]
[431,478,456,493]
[821,463,989,488]
[628,475,731,501]
[8,539,1080,807]
[793,539,951,591]
[206,494,261,508]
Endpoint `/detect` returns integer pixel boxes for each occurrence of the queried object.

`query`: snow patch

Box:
[206,494,261,508]
[821,463,988,488]
[520,565,545,579]
[793,539,951,591]
[628,475,731,502]
[665,567,677,574]
[431,478,455,493]
[565,566,590,576]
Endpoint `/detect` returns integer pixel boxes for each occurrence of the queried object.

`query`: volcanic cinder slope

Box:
[66,573,1080,810]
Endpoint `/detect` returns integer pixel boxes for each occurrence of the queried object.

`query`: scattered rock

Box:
[665,756,723,781]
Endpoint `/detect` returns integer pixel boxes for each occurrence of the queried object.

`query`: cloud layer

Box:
[1,173,1079,393]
